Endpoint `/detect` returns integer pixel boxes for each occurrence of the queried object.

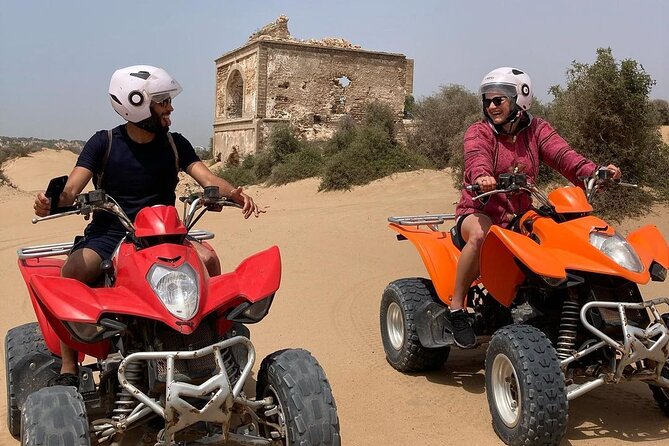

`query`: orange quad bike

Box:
[380,168,669,446]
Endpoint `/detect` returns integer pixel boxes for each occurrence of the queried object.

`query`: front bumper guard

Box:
[95,336,273,445]
[561,297,669,400]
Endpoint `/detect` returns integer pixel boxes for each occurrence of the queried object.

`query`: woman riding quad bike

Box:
[380,169,669,446]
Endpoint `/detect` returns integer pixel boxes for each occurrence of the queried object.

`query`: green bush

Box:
[548,47,669,220]
[214,165,257,187]
[651,99,669,126]
[409,85,480,169]
[319,123,430,191]
[268,145,325,185]
[269,124,302,163]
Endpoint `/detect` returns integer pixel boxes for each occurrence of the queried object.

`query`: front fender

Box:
[480,226,568,307]
[627,224,669,269]
[389,223,460,305]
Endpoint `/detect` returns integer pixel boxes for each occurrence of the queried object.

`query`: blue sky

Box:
[1,0,667,148]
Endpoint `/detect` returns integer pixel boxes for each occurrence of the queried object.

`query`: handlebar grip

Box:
[465,184,481,193]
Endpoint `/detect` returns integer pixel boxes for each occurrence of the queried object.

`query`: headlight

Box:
[148,263,199,320]
[589,232,643,273]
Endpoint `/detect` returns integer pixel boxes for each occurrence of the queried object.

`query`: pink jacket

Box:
[455,116,598,226]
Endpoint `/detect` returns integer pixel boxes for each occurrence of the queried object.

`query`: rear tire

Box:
[5,323,55,437]
[485,325,568,446]
[21,386,90,446]
[257,348,340,445]
[380,278,450,372]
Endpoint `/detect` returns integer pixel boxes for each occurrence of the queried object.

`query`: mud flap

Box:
[13,353,96,408]
[415,301,455,348]
[12,352,61,411]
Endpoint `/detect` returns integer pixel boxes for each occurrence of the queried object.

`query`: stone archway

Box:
[226,70,244,118]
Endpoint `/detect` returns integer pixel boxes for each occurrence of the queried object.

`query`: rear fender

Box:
[627,224,669,269]
[389,223,459,305]
[480,226,567,307]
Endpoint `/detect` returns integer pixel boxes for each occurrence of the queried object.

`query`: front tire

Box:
[485,325,568,446]
[5,323,56,437]
[380,278,450,372]
[257,349,340,445]
[21,386,90,446]
[649,362,669,416]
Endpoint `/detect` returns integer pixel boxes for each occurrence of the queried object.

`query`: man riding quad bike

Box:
[7,186,341,445]
[380,169,669,446]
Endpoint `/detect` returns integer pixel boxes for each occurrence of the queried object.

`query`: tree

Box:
[408,85,480,169]
[547,47,669,220]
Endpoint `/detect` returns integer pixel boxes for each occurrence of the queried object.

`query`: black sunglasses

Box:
[483,96,507,108]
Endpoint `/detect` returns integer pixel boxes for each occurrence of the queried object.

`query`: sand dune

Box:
[1,150,669,445]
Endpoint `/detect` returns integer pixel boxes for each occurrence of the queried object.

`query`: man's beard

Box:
[135,109,169,135]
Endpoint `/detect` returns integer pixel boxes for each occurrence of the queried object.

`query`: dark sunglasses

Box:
[483,96,507,108]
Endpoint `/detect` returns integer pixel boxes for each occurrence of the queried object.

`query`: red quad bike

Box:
[380,168,669,445]
[7,183,340,445]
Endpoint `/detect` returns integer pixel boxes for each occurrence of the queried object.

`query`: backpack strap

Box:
[94,129,113,188]
[166,132,180,173]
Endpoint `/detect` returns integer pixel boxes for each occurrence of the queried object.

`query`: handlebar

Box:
[33,185,240,233]
[464,168,637,207]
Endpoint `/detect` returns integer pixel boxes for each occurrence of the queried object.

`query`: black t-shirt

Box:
[76,125,200,230]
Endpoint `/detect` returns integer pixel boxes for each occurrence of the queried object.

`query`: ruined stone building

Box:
[212,16,414,162]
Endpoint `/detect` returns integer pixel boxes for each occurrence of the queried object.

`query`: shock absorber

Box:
[221,347,241,386]
[556,299,580,360]
[113,361,143,422]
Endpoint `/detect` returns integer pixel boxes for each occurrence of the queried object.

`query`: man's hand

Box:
[34,192,51,217]
[228,187,264,219]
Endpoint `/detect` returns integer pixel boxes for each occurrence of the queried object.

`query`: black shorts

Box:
[70,225,127,261]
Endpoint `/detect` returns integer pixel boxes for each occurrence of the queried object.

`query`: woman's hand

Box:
[475,175,497,193]
[605,164,622,180]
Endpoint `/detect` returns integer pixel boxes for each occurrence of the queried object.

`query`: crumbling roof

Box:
[248,15,361,49]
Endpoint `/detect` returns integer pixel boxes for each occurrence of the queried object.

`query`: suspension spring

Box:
[221,347,241,386]
[556,299,580,360]
[113,361,143,422]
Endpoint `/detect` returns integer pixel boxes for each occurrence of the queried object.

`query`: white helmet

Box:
[479,67,532,111]
[108,65,182,123]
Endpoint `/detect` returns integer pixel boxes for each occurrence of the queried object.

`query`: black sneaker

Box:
[48,373,80,388]
[450,310,477,349]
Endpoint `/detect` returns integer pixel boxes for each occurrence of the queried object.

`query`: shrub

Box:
[268,145,325,185]
[319,123,430,191]
[651,99,669,126]
[408,85,480,169]
[548,47,669,220]
[214,165,257,187]
[269,124,302,163]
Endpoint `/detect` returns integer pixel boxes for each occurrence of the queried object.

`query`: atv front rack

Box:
[563,297,669,400]
[17,230,216,260]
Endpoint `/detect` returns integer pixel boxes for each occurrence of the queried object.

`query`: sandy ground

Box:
[1,149,669,445]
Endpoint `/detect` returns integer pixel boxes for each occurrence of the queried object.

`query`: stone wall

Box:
[263,41,411,141]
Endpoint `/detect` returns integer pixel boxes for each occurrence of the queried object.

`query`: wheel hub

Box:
[491,354,521,428]
[386,301,405,350]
